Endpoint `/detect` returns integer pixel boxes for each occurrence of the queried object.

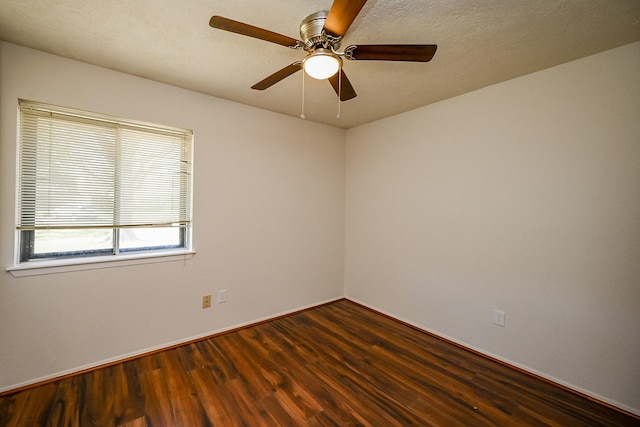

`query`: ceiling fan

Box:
[209,0,437,102]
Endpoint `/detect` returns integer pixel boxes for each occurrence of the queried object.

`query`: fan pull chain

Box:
[337,69,342,119]
[300,71,306,120]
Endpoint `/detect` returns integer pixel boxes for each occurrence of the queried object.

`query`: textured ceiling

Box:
[1,0,639,129]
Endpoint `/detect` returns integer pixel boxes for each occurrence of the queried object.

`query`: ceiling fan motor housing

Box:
[300,11,339,50]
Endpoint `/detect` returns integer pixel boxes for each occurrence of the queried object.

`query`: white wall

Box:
[0,42,346,391]
[345,41,640,413]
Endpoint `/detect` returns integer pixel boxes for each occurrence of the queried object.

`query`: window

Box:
[16,100,193,265]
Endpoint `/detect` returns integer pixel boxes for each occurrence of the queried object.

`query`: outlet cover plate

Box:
[202,295,212,309]
[217,289,227,304]
[493,309,506,327]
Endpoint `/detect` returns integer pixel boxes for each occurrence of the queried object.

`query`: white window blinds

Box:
[17,100,193,231]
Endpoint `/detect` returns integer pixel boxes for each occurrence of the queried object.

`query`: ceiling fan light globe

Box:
[303,53,341,80]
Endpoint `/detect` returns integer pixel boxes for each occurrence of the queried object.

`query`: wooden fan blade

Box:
[328,69,357,101]
[209,16,301,48]
[345,44,437,62]
[251,62,302,90]
[323,0,368,37]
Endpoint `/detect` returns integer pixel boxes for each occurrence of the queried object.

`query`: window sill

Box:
[6,250,196,277]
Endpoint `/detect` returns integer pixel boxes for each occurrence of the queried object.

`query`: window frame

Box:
[9,100,195,276]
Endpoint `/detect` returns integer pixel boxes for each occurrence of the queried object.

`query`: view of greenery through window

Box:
[32,227,181,256]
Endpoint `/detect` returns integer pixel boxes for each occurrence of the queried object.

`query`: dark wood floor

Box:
[1,299,637,426]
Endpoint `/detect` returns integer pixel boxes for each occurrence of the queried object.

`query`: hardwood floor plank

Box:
[0,382,58,427]
[157,350,210,427]
[1,299,637,426]
[194,339,238,384]
[306,410,350,427]
[175,343,207,372]
[112,361,146,426]
[46,376,83,426]
[364,337,519,425]
[234,327,325,421]
[79,365,115,426]
[214,334,275,401]
[288,309,472,425]
[139,368,176,426]
[134,353,161,376]
[189,367,242,427]
[259,324,375,425]
[275,315,423,425]
[117,416,149,427]
[259,394,300,425]
[224,377,279,426]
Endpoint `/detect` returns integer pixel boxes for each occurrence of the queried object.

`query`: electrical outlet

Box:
[202,295,212,309]
[493,309,506,327]
[217,289,227,304]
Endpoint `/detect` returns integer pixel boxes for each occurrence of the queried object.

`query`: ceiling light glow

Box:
[303,49,341,80]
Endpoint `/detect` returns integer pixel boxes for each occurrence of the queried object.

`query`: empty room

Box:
[1,0,639,425]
